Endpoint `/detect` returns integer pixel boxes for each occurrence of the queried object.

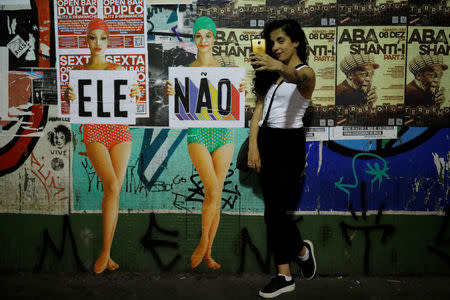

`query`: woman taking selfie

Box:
[248,19,317,298]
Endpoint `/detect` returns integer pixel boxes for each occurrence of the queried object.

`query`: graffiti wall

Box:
[0,0,449,275]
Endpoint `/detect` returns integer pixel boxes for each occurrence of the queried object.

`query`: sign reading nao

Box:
[168,67,245,128]
[69,70,136,124]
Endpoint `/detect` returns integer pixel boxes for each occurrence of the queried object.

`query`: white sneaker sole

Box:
[259,283,295,298]
[302,240,317,280]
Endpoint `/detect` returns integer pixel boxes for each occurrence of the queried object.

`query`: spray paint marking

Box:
[334,153,390,201]
[141,213,181,271]
[171,25,182,42]
[30,152,68,201]
[34,215,87,272]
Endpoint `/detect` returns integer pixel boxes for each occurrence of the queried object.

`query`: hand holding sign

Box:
[168,67,246,128]
[69,70,137,124]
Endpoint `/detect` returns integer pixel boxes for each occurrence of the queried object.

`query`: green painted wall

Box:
[1,213,448,275]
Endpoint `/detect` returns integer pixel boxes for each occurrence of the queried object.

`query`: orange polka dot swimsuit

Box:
[78,63,132,150]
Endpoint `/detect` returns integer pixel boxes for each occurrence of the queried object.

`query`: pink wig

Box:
[87,18,110,37]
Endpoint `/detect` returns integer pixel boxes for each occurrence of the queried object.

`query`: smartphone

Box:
[251,39,266,54]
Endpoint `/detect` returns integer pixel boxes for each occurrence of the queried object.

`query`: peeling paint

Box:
[317,141,323,175]
[317,194,321,213]
[413,178,422,193]
[305,143,313,171]
[432,151,450,185]
[424,188,431,205]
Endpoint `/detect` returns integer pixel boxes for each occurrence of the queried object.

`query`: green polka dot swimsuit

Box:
[187,128,234,153]
[184,65,234,152]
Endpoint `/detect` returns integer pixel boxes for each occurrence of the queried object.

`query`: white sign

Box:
[0,0,31,10]
[305,127,329,141]
[69,70,136,124]
[330,126,398,140]
[168,67,246,128]
[7,35,29,59]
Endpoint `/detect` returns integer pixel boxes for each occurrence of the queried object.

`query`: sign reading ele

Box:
[69,70,136,124]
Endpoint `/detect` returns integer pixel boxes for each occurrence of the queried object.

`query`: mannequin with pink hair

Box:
[66,18,140,274]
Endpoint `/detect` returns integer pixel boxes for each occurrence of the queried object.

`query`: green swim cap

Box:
[193,16,217,37]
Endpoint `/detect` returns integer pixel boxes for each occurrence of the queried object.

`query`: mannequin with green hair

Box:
[165,16,246,269]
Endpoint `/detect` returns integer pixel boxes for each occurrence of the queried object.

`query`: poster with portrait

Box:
[335,25,407,127]
[303,27,336,127]
[266,0,337,27]
[404,26,450,127]
[168,67,245,128]
[55,0,148,118]
[338,0,407,26]
[214,28,261,111]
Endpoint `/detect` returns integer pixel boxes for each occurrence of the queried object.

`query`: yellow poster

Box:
[405,26,450,127]
[336,25,407,126]
[214,28,262,109]
[304,27,336,126]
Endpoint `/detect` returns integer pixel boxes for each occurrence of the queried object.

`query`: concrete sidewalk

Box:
[2,271,450,300]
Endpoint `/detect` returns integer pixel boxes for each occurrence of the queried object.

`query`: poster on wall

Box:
[303,27,336,127]
[69,70,137,124]
[214,28,260,110]
[147,2,197,41]
[329,126,397,140]
[305,127,329,141]
[55,0,148,118]
[404,26,450,127]
[0,70,48,139]
[335,25,407,126]
[197,0,267,28]
[0,105,70,215]
[24,67,58,105]
[136,41,196,126]
[408,0,450,26]
[168,67,245,128]
[266,0,337,27]
[338,0,407,26]
[0,0,41,68]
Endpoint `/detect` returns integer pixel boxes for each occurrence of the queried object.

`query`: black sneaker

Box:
[298,240,317,280]
[259,275,295,298]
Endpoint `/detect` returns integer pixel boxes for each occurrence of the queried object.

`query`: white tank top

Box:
[259,65,311,129]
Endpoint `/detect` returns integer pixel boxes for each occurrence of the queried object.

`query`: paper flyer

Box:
[55,0,148,118]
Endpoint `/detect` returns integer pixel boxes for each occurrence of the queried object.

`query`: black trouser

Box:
[258,126,306,266]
